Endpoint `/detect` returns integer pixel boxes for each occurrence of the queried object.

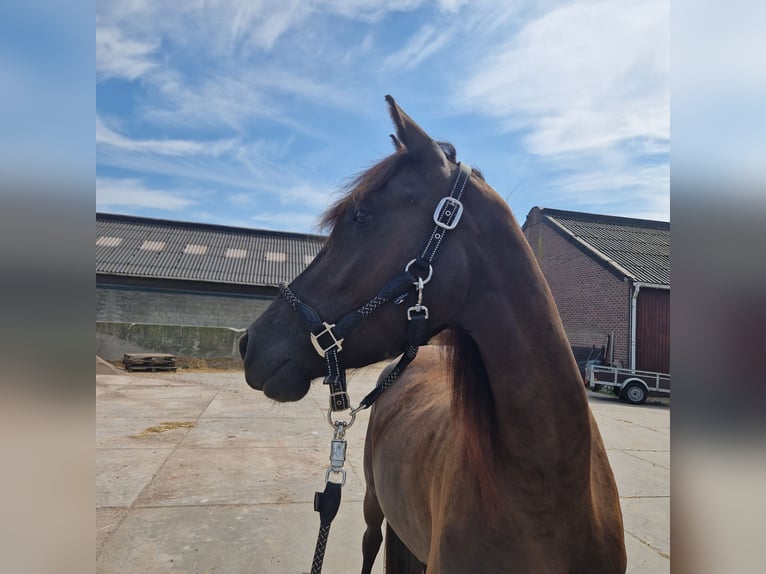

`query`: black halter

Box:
[279,162,472,414]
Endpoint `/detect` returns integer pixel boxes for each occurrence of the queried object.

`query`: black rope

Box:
[311,480,342,573]
[311,524,331,574]
[355,344,419,411]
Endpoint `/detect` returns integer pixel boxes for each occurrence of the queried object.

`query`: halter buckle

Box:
[433,197,463,230]
[310,322,344,357]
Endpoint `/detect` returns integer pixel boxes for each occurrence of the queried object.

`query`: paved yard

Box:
[97,364,669,573]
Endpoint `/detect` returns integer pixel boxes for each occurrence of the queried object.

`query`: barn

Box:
[522,207,670,375]
[96,213,325,360]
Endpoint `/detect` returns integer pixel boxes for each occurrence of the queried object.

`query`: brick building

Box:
[96,213,324,358]
[522,208,670,374]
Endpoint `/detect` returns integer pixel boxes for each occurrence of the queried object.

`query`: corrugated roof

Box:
[96,213,326,287]
[534,208,670,285]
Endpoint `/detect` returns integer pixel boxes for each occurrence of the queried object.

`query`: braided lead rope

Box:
[280,283,390,321]
[311,524,331,574]
[279,283,302,312]
[357,295,387,317]
[353,344,419,413]
[379,345,418,389]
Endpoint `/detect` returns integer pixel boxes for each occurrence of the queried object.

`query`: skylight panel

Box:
[265,251,287,262]
[225,248,247,259]
[183,244,208,255]
[96,236,123,247]
[140,240,165,251]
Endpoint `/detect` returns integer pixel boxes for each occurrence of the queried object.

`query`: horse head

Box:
[239,95,476,402]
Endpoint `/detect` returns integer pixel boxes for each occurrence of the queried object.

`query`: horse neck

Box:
[455,207,592,469]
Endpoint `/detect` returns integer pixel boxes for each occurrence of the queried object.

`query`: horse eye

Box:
[353,208,373,223]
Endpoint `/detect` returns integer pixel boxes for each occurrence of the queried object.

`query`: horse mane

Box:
[318,141,483,233]
[318,150,408,232]
[441,326,501,491]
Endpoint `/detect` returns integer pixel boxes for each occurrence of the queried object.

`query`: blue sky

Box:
[96,0,669,233]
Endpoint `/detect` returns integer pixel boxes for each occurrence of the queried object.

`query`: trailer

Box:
[586,364,670,405]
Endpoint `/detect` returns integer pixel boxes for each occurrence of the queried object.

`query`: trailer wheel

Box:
[621,382,648,405]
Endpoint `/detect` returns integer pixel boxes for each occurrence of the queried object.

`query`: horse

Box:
[239,95,627,573]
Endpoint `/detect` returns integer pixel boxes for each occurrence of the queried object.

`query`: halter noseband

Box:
[279,162,472,416]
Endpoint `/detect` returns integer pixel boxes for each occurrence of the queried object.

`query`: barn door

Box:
[636,288,670,374]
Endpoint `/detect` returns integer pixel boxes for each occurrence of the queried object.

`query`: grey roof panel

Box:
[97,213,325,287]
[538,208,670,285]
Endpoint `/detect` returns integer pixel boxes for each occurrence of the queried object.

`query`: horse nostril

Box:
[238,332,249,360]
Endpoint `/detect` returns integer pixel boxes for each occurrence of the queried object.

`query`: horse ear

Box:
[390,134,404,151]
[385,95,447,168]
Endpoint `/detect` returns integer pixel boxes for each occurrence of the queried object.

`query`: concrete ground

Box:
[97,364,669,573]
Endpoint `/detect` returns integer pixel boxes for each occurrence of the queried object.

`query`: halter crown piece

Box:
[279,162,472,415]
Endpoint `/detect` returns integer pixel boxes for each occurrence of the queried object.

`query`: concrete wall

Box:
[96,285,272,329]
[524,219,631,368]
[96,322,246,360]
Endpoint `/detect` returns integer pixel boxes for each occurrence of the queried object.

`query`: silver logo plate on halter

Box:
[433,197,464,230]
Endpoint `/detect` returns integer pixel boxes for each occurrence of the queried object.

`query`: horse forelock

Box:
[317,141,482,233]
[318,150,408,232]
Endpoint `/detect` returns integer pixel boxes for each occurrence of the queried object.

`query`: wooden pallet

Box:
[123,353,177,372]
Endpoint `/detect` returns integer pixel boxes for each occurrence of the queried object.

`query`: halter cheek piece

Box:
[279,162,472,416]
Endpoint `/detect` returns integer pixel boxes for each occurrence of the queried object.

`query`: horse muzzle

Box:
[239,323,318,402]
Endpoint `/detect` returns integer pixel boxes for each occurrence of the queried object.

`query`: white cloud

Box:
[97,0,425,63]
[96,25,158,81]
[436,0,469,13]
[520,157,670,220]
[97,129,333,207]
[275,183,332,210]
[223,179,331,212]
[97,178,197,210]
[95,1,416,133]
[96,116,237,156]
[382,25,454,71]
[250,211,322,233]
[457,0,669,156]
[316,0,424,21]
[195,0,313,52]
[550,162,669,200]
[142,68,341,134]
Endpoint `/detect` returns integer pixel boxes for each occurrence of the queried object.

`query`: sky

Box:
[96,0,670,234]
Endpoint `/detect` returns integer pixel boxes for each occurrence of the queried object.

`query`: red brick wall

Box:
[523,217,631,368]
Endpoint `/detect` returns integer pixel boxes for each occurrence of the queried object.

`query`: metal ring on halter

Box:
[326,408,356,430]
[325,468,347,486]
[405,259,433,285]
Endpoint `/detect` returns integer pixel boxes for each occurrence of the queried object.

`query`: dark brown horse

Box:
[240,96,626,573]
